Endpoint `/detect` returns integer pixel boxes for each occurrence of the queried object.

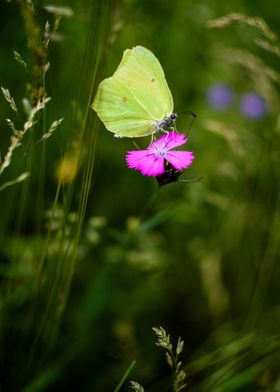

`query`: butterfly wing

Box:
[92,46,174,137]
[92,75,156,137]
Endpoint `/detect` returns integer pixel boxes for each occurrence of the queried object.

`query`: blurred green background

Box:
[1,0,280,391]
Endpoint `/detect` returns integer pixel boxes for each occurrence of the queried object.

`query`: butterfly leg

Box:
[132,140,141,150]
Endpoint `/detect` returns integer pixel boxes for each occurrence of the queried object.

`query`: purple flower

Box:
[126,132,194,177]
[240,93,267,119]
[206,83,234,110]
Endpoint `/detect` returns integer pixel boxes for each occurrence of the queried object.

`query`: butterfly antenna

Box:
[186,111,197,137]
[177,110,197,137]
[177,110,197,117]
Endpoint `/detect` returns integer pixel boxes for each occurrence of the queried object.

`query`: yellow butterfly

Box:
[92,46,176,138]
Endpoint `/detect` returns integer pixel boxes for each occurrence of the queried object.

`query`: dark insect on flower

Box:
[156,160,183,186]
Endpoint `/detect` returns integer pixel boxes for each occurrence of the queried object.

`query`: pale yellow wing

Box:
[92,76,156,137]
[92,46,173,138]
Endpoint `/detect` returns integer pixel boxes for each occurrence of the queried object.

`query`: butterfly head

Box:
[156,113,177,132]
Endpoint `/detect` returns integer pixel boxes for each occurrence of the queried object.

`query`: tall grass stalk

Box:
[0,0,116,389]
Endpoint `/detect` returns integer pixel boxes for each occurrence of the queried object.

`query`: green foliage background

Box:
[1,0,280,391]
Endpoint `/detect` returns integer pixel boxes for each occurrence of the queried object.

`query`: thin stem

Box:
[114,360,136,392]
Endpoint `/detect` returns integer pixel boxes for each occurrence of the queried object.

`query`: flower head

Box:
[206,83,234,110]
[126,132,194,177]
[240,92,267,119]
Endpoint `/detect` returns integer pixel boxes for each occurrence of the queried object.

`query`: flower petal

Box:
[165,151,194,170]
[126,150,165,176]
[161,131,187,149]
[139,155,165,176]
[126,150,150,170]
[148,131,187,152]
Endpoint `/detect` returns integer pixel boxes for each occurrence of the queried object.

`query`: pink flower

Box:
[126,132,194,176]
